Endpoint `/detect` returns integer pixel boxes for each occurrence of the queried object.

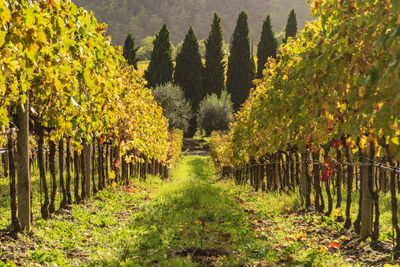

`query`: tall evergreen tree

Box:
[203,13,225,96]
[123,33,139,69]
[144,24,174,88]
[174,26,204,108]
[250,38,256,80]
[284,9,298,44]
[174,26,204,137]
[226,11,252,111]
[257,15,278,78]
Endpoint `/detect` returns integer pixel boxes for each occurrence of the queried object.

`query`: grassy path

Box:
[109,155,265,266]
[2,155,395,266]
[100,156,348,266]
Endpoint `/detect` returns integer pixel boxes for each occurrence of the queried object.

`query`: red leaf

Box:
[101,103,106,112]
[321,156,333,182]
[115,159,120,168]
[320,169,333,182]
[375,104,381,111]
[332,139,342,147]
[329,241,339,250]
[100,135,105,143]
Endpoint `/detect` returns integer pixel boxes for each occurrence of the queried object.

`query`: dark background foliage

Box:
[74,0,311,46]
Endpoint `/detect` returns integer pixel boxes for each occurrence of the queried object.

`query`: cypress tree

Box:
[123,33,139,69]
[174,26,204,137]
[203,13,225,96]
[144,24,174,88]
[284,9,298,44]
[257,15,278,78]
[250,38,256,80]
[226,11,252,111]
[174,26,204,108]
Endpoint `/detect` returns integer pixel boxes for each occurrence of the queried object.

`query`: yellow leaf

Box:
[0,31,6,47]
[319,247,327,254]
[391,137,399,146]
[0,8,11,25]
[28,42,38,52]
[359,135,368,150]
[359,86,366,98]
[37,29,47,44]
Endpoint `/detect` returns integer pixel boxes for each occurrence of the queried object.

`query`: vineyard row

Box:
[210,0,400,253]
[0,0,183,233]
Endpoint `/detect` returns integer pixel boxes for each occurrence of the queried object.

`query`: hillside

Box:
[74,0,312,46]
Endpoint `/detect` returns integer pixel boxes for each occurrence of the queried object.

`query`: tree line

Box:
[122,10,298,137]
[74,0,310,46]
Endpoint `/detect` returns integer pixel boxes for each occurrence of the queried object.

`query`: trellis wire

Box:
[245,160,400,174]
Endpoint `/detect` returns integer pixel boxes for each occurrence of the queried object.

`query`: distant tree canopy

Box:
[226,11,253,111]
[284,9,298,44]
[144,25,174,88]
[153,83,192,134]
[74,0,311,46]
[123,33,139,69]
[257,15,278,78]
[197,90,233,136]
[137,36,155,61]
[174,26,204,109]
[174,27,204,137]
[203,13,225,96]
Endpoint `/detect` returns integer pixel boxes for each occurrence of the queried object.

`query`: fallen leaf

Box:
[319,247,328,254]
[253,218,263,224]
[296,234,305,240]
[285,236,293,242]
[329,241,340,250]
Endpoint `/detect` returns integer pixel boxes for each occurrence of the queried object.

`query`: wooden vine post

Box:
[360,138,374,239]
[301,151,311,208]
[8,130,21,232]
[16,96,31,231]
[344,137,354,229]
[83,143,92,200]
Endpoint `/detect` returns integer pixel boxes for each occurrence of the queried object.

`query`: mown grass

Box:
[222,169,400,242]
[100,156,273,266]
[103,156,349,266]
[215,179,350,266]
[217,171,400,265]
[0,174,163,266]
[1,155,398,266]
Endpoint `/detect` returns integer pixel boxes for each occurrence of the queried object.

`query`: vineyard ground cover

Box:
[224,180,400,265]
[1,155,400,265]
[0,172,162,266]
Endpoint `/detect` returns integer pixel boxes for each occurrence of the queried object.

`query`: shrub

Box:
[197,91,233,136]
[153,83,192,133]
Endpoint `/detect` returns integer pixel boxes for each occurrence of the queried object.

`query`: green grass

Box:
[100,156,349,266]
[215,179,350,266]
[0,174,162,266]
[1,165,46,228]
[225,170,400,242]
[1,156,397,266]
[100,156,273,266]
